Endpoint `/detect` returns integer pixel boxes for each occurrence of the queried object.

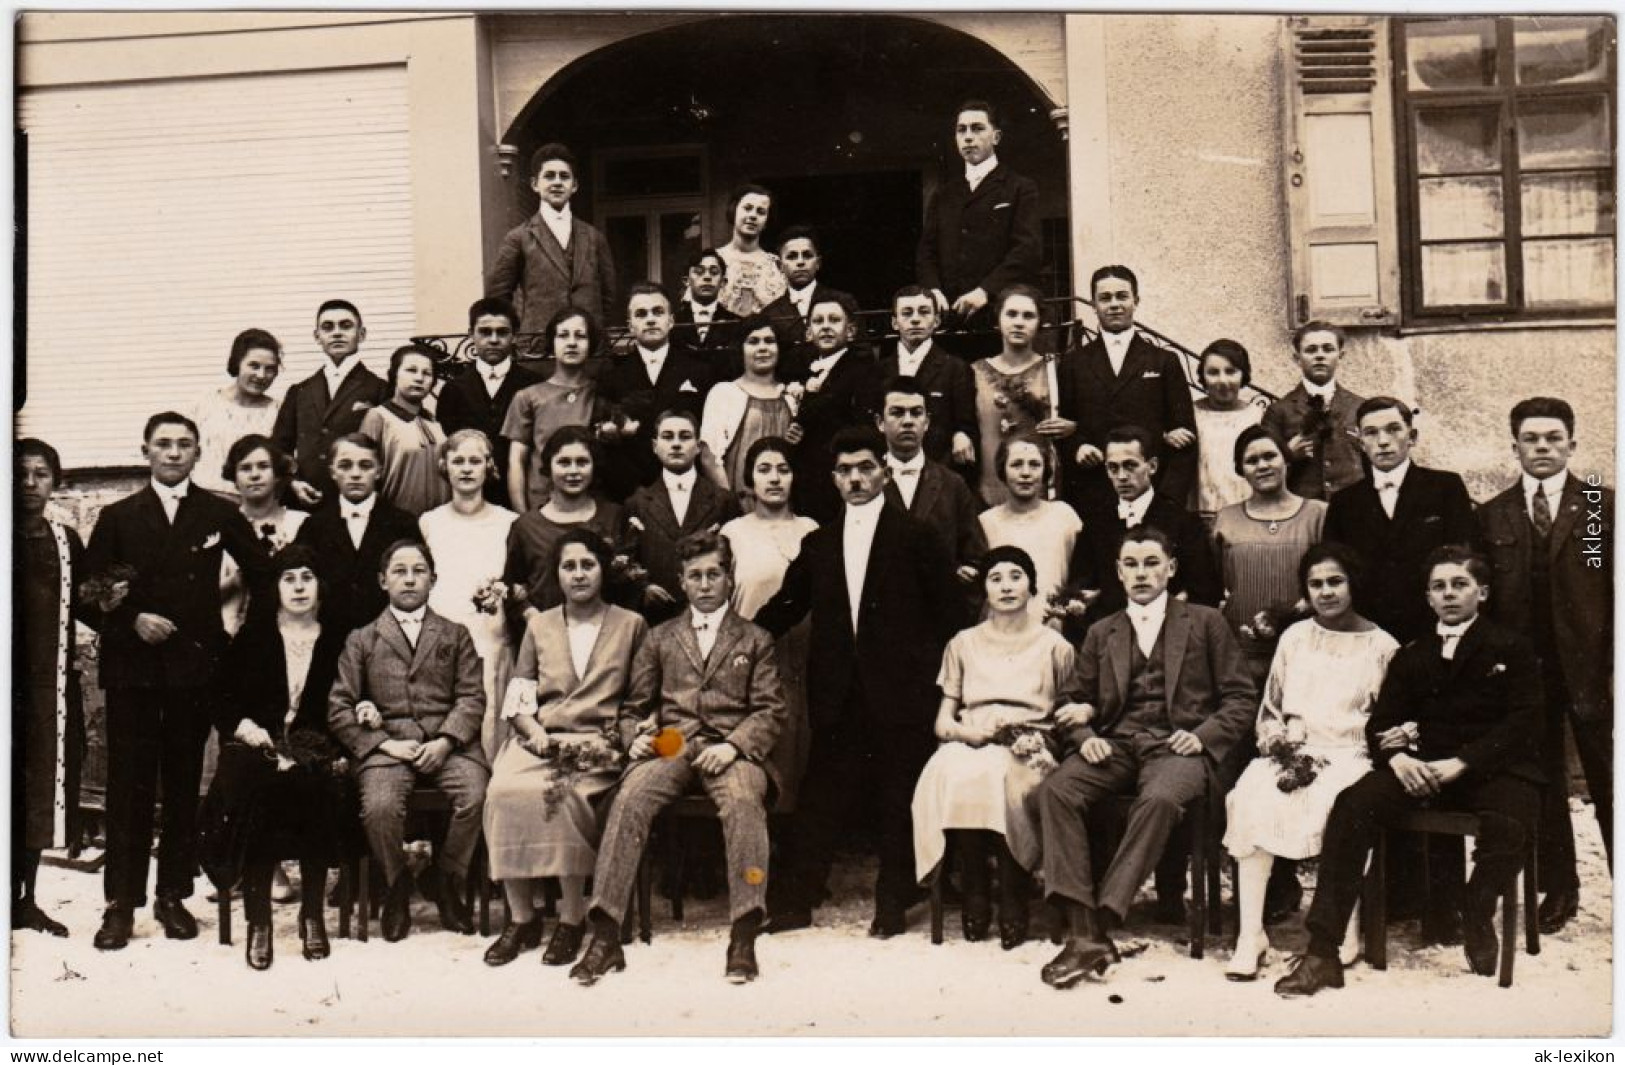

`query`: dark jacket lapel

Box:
[1106,615,1133,717]
[322,364,374,426]
[913,462,945,520]
[379,609,415,667]
[530,216,569,275]
[1162,599,1191,705]
[674,612,706,675]
[1548,475,1585,559]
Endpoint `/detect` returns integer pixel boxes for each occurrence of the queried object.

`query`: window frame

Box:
[1393,15,1617,325]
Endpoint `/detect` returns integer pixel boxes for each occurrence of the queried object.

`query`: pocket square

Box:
[1143,371,1161,379]
[352,401,373,412]
[679,380,698,393]
[1423,515,1441,523]
[929,391,945,398]
[994,202,1012,210]
[197,532,221,551]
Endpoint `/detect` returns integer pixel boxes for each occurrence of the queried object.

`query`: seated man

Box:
[1275,546,1543,996]
[328,539,489,942]
[570,530,787,986]
[1038,527,1255,989]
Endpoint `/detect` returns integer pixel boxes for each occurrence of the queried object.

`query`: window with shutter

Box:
[1282,15,1402,330]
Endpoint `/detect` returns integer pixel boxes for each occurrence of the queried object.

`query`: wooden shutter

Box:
[1282,16,1401,328]
[17,66,415,469]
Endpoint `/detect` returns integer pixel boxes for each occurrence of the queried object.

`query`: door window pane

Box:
[605,215,650,316]
[1521,172,1614,236]
[1418,176,1505,239]
[1523,238,1615,307]
[659,210,703,293]
[1518,97,1612,169]
[1406,19,1499,89]
[1415,108,1502,174]
[1514,17,1610,85]
[1421,241,1507,305]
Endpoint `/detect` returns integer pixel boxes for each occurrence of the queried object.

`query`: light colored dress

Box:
[189,386,280,498]
[715,245,786,317]
[500,379,602,505]
[1211,497,1328,678]
[360,402,450,517]
[725,396,793,504]
[721,512,818,810]
[912,623,1078,879]
[1224,619,1399,860]
[971,357,1052,507]
[1192,399,1264,520]
[420,501,521,756]
[978,500,1082,622]
[484,605,648,880]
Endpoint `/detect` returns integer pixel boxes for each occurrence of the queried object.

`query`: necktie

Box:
[693,617,714,658]
[1377,479,1399,519]
[400,617,420,650]
[160,490,181,524]
[1129,610,1158,657]
[1439,629,1461,661]
[1531,484,1554,538]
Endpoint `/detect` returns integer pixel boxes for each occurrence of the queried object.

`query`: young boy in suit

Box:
[571,531,786,986]
[624,409,741,624]
[876,286,977,470]
[435,298,543,506]
[875,375,986,579]
[1276,546,1543,996]
[789,292,879,524]
[328,539,489,942]
[272,299,387,506]
[1260,320,1367,500]
[673,248,743,368]
[293,433,420,636]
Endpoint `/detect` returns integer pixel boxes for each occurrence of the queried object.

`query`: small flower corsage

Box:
[471,577,512,616]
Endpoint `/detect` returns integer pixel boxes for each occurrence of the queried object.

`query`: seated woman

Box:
[503,425,626,616]
[1191,339,1264,529]
[700,317,805,506]
[203,545,352,971]
[500,306,615,513]
[1222,542,1398,981]
[976,434,1081,625]
[482,529,648,967]
[911,545,1082,949]
[361,343,451,517]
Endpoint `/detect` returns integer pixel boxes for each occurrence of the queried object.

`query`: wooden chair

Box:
[352,787,493,942]
[217,860,355,946]
[630,794,721,944]
[1362,809,1539,988]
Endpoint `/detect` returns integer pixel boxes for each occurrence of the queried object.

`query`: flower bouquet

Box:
[1259,722,1326,794]
[537,725,625,819]
[991,723,1061,776]
[79,562,136,613]
[1237,598,1312,645]
[471,577,515,616]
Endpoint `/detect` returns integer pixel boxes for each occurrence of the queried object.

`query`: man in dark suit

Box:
[272,298,388,506]
[1478,396,1612,932]
[786,292,880,524]
[1072,425,1220,629]
[1038,526,1256,988]
[1260,321,1367,500]
[876,286,977,471]
[435,297,543,507]
[597,282,716,499]
[1056,266,1198,522]
[293,434,420,636]
[916,100,1041,358]
[485,142,617,333]
[761,226,850,349]
[876,375,986,578]
[1276,547,1543,996]
[85,412,270,950]
[672,248,743,374]
[756,426,963,936]
[1324,396,1478,646]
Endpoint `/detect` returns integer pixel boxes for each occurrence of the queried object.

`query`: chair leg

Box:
[357,857,370,943]
[930,853,946,946]
[1366,831,1388,971]
[638,846,653,945]
[336,862,352,940]
[1524,836,1541,956]
[218,891,232,946]
[1498,881,1517,988]
[474,845,491,937]
[1207,844,1223,936]
[1187,796,1207,960]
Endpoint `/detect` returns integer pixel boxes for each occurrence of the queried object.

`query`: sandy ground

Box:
[9,797,1613,1039]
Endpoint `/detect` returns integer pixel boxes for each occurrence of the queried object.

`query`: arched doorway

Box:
[501,14,1070,315]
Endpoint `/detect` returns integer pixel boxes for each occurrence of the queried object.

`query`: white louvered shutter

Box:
[18,66,416,469]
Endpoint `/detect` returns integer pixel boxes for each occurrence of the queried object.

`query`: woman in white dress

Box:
[1223,541,1399,980]
[1191,339,1265,529]
[714,184,786,318]
[719,436,818,808]
[418,429,520,759]
[977,433,1081,625]
[190,328,283,499]
[911,545,1083,949]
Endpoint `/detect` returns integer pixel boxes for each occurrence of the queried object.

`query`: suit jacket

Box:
[435,361,545,505]
[293,496,421,636]
[328,608,487,770]
[883,458,987,571]
[786,345,881,524]
[596,345,717,495]
[1056,332,1199,509]
[1260,384,1367,500]
[215,614,347,743]
[271,362,388,496]
[486,215,617,333]
[916,163,1041,303]
[1324,464,1477,645]
[672,301,743,373]
[875,342,977,465]
[755,503,963,731]
[1479,475,1613,722]
[1071,492,1221,626]
[763,283,853,345]
[85,483,269,690]
[1366,618,1542,784]
[618,609,786,789]
[1066,599,1257,767]
[624,474,743,606]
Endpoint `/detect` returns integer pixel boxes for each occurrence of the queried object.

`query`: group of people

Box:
[12,99,1612,1002]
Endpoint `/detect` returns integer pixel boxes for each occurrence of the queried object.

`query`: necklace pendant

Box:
[1268,519,1280,534]
[565,390,579,404]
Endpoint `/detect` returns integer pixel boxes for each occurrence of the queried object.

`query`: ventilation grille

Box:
[1294,26,1377,94]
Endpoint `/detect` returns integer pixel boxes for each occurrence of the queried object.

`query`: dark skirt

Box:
[12,673,85,853]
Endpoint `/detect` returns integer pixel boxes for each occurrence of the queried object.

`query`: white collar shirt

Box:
[1437,617,1476,660]
[1373,459,1412,519]
[480,357,513,399]
[342,493,378,549]
[790,283,816,321]
[663,467,697,526]
[1302,378,1338,403]
[323,354,362,400]
[151,478,191,523]
[896,338,933,378]
[965,155,998,193]
[842,496,886,633]
[1102,328,1135,376]
[886,452,927,509]
[638,343,669,386]
[1522,470,1569,525]
[689,603,730,660]
[391,605,427,648]
[1117,489,1154,527]
[539,203,573,249]
[1126,592,1170,658]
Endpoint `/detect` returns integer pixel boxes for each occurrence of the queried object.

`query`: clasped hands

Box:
[358,701,454,773]
[1388,752,1466,798]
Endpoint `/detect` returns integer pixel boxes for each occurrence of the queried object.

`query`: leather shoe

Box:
[1273,953,1344,997]
[93,905,133,951]
[300,915,331,961]
[1263,872,1303,925]
[1041,936,1118,989]
[1538,888,1579,935]
[999,910,1029,951]
[1462,890,1499,977]
[868,905,907,939]
[153,896,198,940]
[961,894,991,943]
[246,922,273,971]
[436,874,474,934]
[484,919,543,966]
[569,933,627,986]
[15,899,69,937]
[542,922,585,966]
[762,906,813,935]
[725,934,760,984]
[382,877,413,942]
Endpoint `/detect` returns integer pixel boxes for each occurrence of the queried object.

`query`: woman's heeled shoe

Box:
[998,910,1029,951]
[542,922,586,966]
[1225,935,1269,981]
[961,895,992,943]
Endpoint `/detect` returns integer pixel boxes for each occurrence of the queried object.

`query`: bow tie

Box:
[1437,622,1470,639]
[692,618,712,633]
[808,353,840,376]
[1375,477,1401,492]
[344,507,368,521]
[1117,501,1143,523]
[892,465,920,478]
